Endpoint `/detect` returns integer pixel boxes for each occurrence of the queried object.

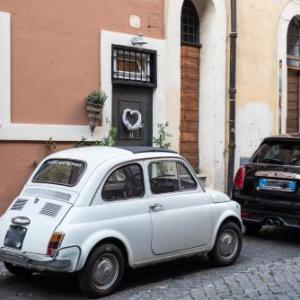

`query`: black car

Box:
[232,134,300,234]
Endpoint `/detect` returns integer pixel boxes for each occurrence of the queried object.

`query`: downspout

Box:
[227,0,237,194]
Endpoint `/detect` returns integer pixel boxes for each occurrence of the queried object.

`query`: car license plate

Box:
[4,226,27,250]
[258,178,297,192]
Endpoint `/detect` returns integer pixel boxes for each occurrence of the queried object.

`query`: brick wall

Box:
[180,45,200,170]
[287,69,300,133]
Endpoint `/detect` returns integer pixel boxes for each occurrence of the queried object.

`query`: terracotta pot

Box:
[87,104,103,113]
[86,104,103,132]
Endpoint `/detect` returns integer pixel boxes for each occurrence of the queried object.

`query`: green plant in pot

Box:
[86,90,107,133]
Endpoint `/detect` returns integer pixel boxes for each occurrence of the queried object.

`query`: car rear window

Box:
[32,159,86,186]
[253,141,300,166]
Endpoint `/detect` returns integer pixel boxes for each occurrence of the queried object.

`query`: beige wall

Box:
[237,0,282,112]
[235,0,291,161]
[0,0,164,126]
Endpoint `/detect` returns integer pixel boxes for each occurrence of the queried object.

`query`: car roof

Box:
[263,134,300,142]
[116,146,177,154]
[46,146,179,166]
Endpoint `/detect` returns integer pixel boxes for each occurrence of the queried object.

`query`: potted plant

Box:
[86,90,107,133]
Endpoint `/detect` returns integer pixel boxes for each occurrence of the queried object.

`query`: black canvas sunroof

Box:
[116,146,177,154]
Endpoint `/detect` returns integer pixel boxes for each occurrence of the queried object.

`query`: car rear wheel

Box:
[4,262,33,277]
[77,243,125,298]
[209,222,242,266]
[244,223,262,235]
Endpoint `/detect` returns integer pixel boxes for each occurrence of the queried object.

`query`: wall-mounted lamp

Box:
[131,33,148,47]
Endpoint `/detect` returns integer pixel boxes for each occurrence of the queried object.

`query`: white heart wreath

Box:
[122,108,144,131]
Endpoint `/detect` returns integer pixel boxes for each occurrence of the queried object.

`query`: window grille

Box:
[112,45,157,87]
[287,17,300,67]
[181,0,200,45]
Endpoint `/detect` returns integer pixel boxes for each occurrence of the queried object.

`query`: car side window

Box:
[177,162,197,191]
[149,161,180,194]
[102,164,144,201]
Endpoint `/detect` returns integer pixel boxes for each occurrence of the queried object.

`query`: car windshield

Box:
[253,141,300,166]
[32,159,86,186]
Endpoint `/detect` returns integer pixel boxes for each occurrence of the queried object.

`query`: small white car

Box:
[0,146,242,298]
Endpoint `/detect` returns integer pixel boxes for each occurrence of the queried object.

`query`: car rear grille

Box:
[39,202,62,217]
[10,198,28,211]
[23,188,71,202]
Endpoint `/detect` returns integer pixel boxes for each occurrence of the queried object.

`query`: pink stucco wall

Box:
[0,0,164,213]
[0,0,164,125]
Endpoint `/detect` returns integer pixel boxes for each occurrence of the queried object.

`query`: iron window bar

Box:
[112,45,157,88]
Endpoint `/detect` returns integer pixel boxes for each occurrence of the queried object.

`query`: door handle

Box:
[150,203,164,212]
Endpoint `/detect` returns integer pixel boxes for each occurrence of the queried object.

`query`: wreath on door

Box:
[122,108,144,138]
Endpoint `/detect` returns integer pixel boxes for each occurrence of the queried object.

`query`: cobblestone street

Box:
[1,228,300,300]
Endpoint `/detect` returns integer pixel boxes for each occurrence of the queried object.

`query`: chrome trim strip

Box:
[11,216,30,226]
[0,248,71,272]
[255,171,300,180]
[257,185,295,193]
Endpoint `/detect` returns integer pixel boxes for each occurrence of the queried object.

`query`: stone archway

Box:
[165,0,227,190]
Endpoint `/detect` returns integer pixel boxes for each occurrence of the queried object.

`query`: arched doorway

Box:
[287,16,300,133]
[165,0,227,190]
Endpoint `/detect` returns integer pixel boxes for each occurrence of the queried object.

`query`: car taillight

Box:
[234,166,246,190]
[47,232,65,257]
[241,211,249,218]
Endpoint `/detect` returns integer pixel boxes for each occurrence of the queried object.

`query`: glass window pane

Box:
[287,17,300,66]
[181,0,199,45]
[253,141,300,166]
[177,163,197,191]
[102,164,144,201]
[149,161,180,194]
[33,159,86,187]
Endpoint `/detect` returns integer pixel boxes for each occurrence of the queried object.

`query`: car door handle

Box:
[150,203,164,212]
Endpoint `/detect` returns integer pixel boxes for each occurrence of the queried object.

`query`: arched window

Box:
[287,16,300,66]
[181,0,199,45]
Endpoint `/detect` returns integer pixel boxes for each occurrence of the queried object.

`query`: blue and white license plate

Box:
[258,178,297,192]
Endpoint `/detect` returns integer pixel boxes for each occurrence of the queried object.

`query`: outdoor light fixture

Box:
[131,33,148,47]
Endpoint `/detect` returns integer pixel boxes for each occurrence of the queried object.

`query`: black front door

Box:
[113,85,152,146]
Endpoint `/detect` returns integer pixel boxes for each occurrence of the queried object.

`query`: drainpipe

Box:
[227,0,237,195]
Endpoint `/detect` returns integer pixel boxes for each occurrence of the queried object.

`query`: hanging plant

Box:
[85,90,108,133]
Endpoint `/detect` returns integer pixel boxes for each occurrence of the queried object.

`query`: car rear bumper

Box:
[233,194,300,229]
[0,247,79,272]
[240,209,300,229]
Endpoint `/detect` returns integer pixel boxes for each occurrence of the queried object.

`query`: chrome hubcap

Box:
[219,229,238,260]
[93,254,119,289]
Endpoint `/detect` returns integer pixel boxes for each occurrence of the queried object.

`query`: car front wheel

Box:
[209,221,242,266]
[77,243,125,298]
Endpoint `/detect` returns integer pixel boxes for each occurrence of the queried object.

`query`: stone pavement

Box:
[1,229,300,299]
[103,257,300,300]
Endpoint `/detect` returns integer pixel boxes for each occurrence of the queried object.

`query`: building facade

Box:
[0,0,299,214]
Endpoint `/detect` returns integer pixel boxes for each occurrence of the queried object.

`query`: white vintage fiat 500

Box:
[0,146,242,298]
